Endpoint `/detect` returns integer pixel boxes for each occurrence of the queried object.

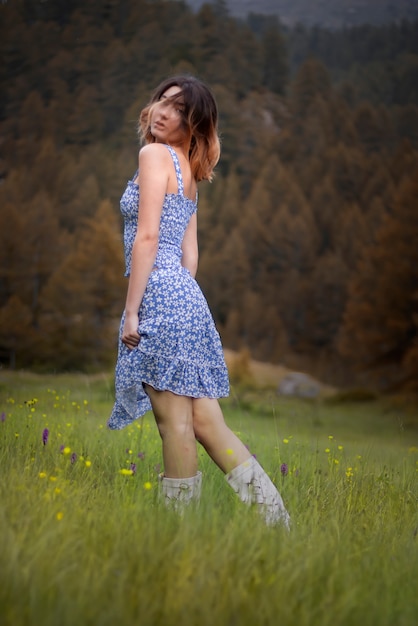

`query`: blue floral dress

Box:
[108,145,229,430]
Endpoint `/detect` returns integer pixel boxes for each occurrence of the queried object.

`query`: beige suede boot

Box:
[225,457,290,529]
[160,471,202,512]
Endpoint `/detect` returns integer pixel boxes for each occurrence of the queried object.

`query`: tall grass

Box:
[0,372,417,626]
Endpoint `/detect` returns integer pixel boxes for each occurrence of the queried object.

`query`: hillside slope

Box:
[185,0,418,27]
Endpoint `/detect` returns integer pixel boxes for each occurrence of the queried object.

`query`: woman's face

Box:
[149,85,186,146]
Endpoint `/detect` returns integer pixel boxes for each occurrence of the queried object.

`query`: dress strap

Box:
[164,144,184,196]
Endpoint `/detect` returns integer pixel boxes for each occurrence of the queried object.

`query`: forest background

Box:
[0,0,417,393]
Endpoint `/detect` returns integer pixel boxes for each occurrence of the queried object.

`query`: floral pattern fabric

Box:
[108,145,229,430]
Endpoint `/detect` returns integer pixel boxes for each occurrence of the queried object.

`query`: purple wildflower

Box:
[59,445,65,452]
[280,463,289,476]
[137,452,145,459]
[42,428,49,445]
[70,452,77,464]
[130,463,137,475]
[1,412,6,422]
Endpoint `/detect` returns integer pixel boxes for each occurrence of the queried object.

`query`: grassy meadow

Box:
[0,369,417,626]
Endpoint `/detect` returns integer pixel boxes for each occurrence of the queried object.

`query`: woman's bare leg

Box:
[144,385,198,478]
[192,397,290,527]
[192,397,252,473]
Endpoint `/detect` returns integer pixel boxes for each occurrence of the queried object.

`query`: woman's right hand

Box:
[121,312,140,350]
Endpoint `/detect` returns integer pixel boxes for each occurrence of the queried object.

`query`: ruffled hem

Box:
[107,349,230,430]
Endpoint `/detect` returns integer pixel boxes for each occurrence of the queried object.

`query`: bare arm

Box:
[181,212,198,278]
[121,144,169,349]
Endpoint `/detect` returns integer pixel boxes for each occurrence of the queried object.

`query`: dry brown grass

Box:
[224,348,336,398]
[224,348,289,387]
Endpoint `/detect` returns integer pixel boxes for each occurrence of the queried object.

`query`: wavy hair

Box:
[139,75,220,182]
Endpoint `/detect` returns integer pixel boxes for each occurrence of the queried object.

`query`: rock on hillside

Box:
[224,349,335,398]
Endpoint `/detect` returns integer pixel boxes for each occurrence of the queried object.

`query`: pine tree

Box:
[353,101,394,154]
[338,174,418,388]
[261,19,288,95]
[0,180,64,315]
[310,175,341,254]
[326,143,368,205]
[67,85,104,145]
[101,41,136,135]
[0,295,33,369]
[289,57,332,119]
[37,200,125,369]
[309,252,350,348]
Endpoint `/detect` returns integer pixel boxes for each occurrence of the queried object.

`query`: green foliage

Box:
[0,1,418,389]
[0,373,417,626]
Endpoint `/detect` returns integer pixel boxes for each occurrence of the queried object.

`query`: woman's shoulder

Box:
[139,143,171,161]
[137,143,172,176]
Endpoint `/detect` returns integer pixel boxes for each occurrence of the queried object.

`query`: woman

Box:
[108,75,290,528]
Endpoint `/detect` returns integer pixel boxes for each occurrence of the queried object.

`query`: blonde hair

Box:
[139,75,220,182]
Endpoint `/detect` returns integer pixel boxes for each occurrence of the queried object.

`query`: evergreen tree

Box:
[67,85,104,145]
[37,200,125,369]
[309,252,350,348]
[310,175,341,254]
[289,57,331,119]
[0,0,417,381]
[395,104,418,149]
[338,174,418,388]
[261,19,288,95]
[326,143,368,205]
[0,295,33,369]
[0,179,64,315]
[334,203,369,269]
[353,101,394,154]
